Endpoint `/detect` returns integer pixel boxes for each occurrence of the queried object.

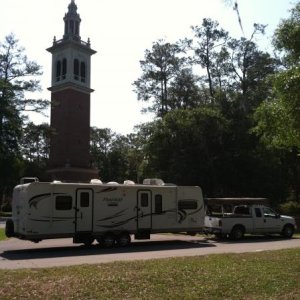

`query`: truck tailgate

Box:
[204,215,221,229]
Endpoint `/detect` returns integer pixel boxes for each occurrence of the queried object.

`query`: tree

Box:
[133,39,187,117]
[253,2,300,201]
[191,18,228,99]
[0,34,49,201]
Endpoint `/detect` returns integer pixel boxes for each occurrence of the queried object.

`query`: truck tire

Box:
[281,225,294,238]
[230,225,244,240]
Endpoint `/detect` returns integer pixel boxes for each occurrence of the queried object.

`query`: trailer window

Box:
[56,196,72,210]
[80,192,90,207]
[141,193,148,207]
[178,200,197,210]
[155,194,162,214]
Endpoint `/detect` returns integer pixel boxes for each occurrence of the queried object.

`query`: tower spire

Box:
[63,0,81,41]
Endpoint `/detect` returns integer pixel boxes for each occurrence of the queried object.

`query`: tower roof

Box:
[63,0,81,41]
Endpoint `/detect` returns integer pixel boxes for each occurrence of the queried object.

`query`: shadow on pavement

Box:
[207,234,298,244]
[1,238,216,261]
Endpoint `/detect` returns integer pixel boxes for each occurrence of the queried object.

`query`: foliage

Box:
[273,2,300,65]
[253,2,300,201]
[0,34,49,200]
[0,249,299,299]
[90,127,144,183]
[279,201,300,216]
[133,39,188,117]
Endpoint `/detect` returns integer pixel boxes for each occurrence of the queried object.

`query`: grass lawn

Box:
[0,228,7,241]
[0,248,299,299]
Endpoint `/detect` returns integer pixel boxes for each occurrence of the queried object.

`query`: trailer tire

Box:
[116,232,131,247]
[281,225,294,238]
[83,238,94,247]
[5,219,14,238]
[230,225,244,240]
[102,233,116,248]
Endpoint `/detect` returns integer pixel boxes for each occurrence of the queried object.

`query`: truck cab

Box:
[204,198,296,240]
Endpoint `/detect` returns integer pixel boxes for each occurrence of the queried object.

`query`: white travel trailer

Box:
[6,178,205,247]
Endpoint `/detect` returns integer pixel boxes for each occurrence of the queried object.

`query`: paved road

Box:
[0,234,299,269]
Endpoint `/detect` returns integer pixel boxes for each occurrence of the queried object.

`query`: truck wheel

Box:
[102,233,116,248]
[281,225,294,238]
[230,226,244,240]
[116,232,131,247]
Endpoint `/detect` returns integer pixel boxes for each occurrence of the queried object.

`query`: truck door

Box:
[253,207,265,233]
[262,207,281,233]
[76,189,93,232]
[137,191,152,230]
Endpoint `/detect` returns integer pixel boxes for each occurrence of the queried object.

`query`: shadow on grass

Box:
[1,238,216,261]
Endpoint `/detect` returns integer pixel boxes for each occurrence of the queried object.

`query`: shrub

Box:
[279,201,300,216]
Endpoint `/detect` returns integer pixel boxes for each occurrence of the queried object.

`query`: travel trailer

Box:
[6,178,205,247]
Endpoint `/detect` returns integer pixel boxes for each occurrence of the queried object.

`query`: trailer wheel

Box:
[116,232,131,247]
[281,225,294,238]
[83,238,94,247]
[5,219,14,238]
[102,233,116,248]
[230,225,244,240]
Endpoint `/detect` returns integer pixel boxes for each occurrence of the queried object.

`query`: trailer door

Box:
[137,190,152,230]
[76,189,93,232]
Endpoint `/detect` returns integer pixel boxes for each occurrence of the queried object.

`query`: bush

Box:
[1,200,12,212]
[279,201,300,217]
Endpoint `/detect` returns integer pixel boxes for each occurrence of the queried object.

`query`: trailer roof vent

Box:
[143,178,165,186]
[20,177,39,184]
[124,180,135,185]
[107,181,119,185]
[90,179,103,184]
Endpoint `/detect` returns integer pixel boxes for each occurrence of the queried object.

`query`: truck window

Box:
[263,207,276,218]
[234,206,250,216]
[178,200,197,210]
[155,194,162,214]
[56,195,72,210]
[255,208,262,218]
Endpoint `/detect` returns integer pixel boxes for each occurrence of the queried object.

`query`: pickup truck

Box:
[204,198,297,240]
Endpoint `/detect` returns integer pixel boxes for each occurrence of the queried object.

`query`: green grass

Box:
[0,248,299,299]
[0,228,7,241]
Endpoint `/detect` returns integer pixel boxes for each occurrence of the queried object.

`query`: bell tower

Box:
[47,0,98,182]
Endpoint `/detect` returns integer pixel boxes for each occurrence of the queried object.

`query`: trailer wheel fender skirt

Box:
[5,219,14,238]
[230,225,245,240]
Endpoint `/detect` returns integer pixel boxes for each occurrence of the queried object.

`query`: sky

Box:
[0,0,296,135]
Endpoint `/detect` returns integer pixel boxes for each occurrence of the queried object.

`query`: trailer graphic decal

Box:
[29,216,75,223]
[96,187,118,193]
[95,205,202,229]
[28,193,68,208]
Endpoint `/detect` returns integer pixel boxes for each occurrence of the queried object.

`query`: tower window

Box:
[70,20,74,34]
[62,58,67,80]
[74,59,79,80]
[80,62,86,82]
[56,60,61,81]
[75,22,79,35]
